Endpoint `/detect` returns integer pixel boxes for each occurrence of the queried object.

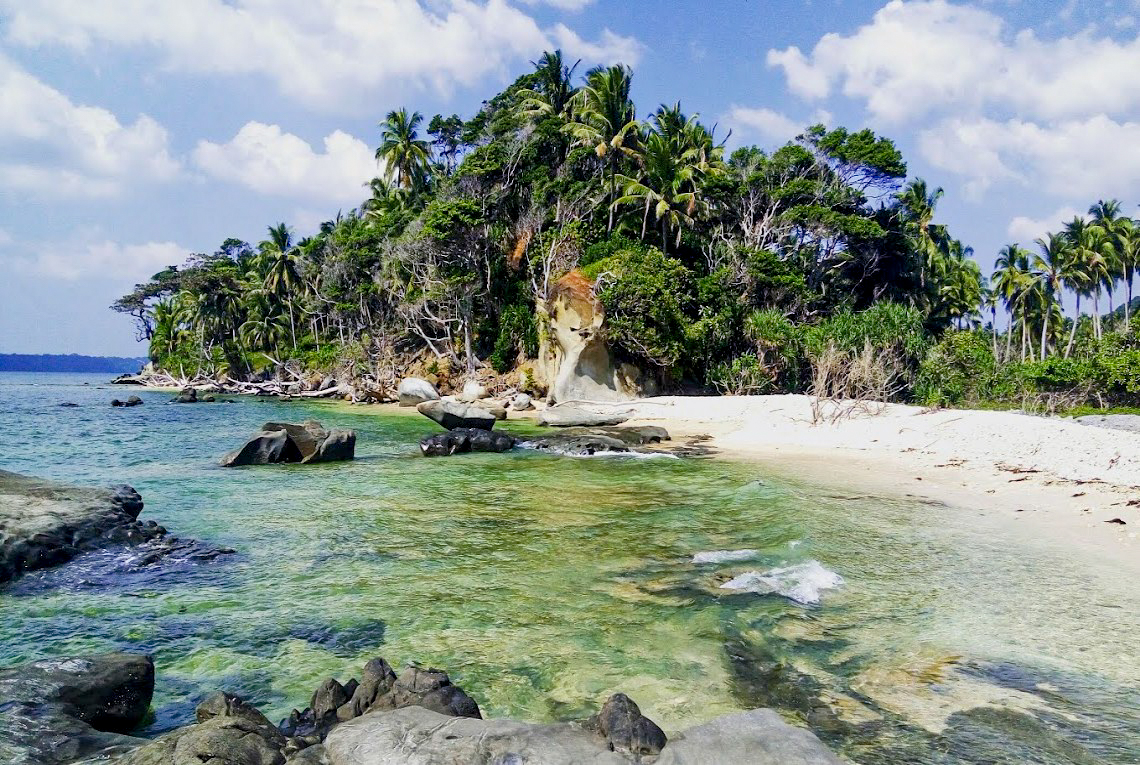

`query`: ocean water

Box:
[1,372,1138,763]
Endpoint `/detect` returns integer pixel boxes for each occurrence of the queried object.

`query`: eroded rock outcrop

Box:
[221,421,356,467]
[537,270,654,404]
[538,405,631,427]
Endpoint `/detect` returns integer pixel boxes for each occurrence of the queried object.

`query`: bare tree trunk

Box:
[1065,294,1081,358]
[464,320,474,376]
[1005,310,1014,363]
[1093,290,1101,340]
[1040,304,1049,360]
[991,307,998,361]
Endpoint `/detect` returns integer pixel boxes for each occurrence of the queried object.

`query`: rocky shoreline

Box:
[0,652,841,765]
[0,471,232,585]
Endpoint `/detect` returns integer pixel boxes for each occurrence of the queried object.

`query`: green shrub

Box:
[489,303,539,373]
[590,246,692,370]
[708,354,773,394]
[915,331,999,406]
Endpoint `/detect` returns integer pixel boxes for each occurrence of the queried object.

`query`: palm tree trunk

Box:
[607,165,616,233]
[1093,291,1101,340]
[991,307,998,361]
[288,303,297,350]
[1040,304,1049,360]
[1065,294,1080,358]
[1005,310,1014,363]
[1127,273,1134,326]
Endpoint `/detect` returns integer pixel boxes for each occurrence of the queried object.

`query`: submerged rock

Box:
[524,434,631,455]
[397,377,440,407]
[112,396,143,407]
[416,400,496,431]
[539,406,631,427]
[0,653,154,765]
[221,421,356,467]
[420,428,516,457]
[0,471,167,584]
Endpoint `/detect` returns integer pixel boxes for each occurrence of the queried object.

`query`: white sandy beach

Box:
[599,395,1140,567]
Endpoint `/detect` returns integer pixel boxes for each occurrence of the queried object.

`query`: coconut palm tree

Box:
[518,50,580,121]
[565,64,640,232]
[1033,233,1070,359]
[1065,216,1111,341]
[376,108,432,190]
[612,131,700,251]
[981,284,1000,360]
[257,223,301,349]
[1090,200,1126,328]
[898,179,945,289]
[1121,217,1139,326]
[992,244,1030,362]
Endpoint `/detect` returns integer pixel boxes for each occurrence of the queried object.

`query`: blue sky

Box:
[2,0,1139,355]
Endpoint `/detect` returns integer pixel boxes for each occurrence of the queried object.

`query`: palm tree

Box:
[981,284,1000,360]
[1033,233,1070,359]
[898,179,945,289]
[1121,217,1139,326]
[992,244,1030,362]
[1090,200,1125,328]
[147,298,186,362]
[376,108,432,190]
[518,50,580,121]
[257,223,301,349]
[1065,216,1111,341]
[612,132,699,251]
[565,64,640,232]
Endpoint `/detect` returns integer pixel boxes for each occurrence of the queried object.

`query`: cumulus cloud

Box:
[920,115,1140,198]
[763,0,1140,198]
[0,0,639,109]
[724,106,833,146]
[550,24,644,66]
[0,55,178,198]
[521,0,595,10]
[193,122,378,206]
[1007,206,1082,245]
[12,237,186,281]
[767,0,1140,124]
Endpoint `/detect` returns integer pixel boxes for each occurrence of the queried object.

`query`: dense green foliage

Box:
[113,52,1136,410]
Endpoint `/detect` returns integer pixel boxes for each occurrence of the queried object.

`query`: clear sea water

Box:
[2,372,1138,764]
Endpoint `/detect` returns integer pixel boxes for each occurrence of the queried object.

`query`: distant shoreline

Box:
[0,354,146,374]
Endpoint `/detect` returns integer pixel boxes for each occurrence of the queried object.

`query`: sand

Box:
[564,395,1140,568]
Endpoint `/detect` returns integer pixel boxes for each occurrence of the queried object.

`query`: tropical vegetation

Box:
[112,54,1140,411]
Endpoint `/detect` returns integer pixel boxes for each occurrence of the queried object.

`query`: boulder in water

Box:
[420,428,516,457]
[585,693,668,756]
[397,378,440,407]
[0,471,168,584]
[112,395,143,407]
[415,400,496,431]
[221,421,356,467]
[173,387,198,404]
[539,406,630,427]
[0,653,154,764]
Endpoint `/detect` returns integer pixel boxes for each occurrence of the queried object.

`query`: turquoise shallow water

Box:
[1,372,1139,763]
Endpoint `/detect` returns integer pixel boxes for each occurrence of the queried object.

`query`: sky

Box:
[1,0,1139,355]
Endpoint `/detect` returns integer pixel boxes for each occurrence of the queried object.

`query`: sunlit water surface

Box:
[1,372,1138,764]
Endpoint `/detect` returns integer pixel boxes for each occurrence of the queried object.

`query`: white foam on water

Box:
[789,540,802,549]
[691,549,760,564]
[719,560,844,605]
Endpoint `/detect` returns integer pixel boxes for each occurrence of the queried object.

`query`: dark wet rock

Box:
[113,396,143,407]
[221,421,356,467]
[539,406,631,427]
[416,400,496,431]
[420,428,516,457]
[111,374,147,385]
[0,471,167,584]
[335,658,397,722]
[310,679,349,727]
[523,434,631,455]
[585,693,668,756]
[0,653,154,765]
[116,716,287,765]
[59,402,79,407]
[173,387,198,403]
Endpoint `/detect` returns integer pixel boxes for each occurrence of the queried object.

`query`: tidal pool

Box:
[2,372,1137,763]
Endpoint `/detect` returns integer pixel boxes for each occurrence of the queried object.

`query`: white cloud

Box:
[550,24,644,66]
[724,106,833,146]
[1,0,639,109]
[521,0,595,10]
[0,55,179,197]
[920,115,1140,198]
[763,0,1140,199]
[767,0,1140,125]
[1007,206,1082,245]
[193,122,377,206]
[12,237,185,281]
